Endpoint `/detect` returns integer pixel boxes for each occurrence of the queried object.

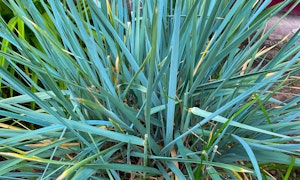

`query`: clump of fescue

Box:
[0,0,299,179]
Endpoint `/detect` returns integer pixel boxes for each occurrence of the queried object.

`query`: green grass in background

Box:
[0,0,300,179]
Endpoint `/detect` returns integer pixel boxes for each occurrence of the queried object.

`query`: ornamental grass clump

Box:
[0,0,300,179]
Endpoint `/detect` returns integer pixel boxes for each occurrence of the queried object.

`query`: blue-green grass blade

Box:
[165,0,181,146]
[57,142,124,180]
[206,166,222,180]
[231,134,262,180]
[174,132,194,179]
[86,163,160,175]
[0,124,64,146]
[88,1,148,85]
[165,161,186,179]
[190,107,296,139]
[248,142,300,156]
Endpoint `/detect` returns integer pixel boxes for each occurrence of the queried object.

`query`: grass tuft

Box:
[0,0,300,179]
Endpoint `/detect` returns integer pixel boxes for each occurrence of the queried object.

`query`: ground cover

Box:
[0,0,300,179]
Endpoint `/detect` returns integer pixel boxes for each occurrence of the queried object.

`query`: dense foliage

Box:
[0,0,300,179]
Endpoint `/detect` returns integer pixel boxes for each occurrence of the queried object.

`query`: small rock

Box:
[263,12,300,59]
